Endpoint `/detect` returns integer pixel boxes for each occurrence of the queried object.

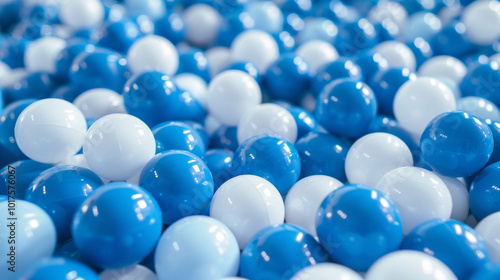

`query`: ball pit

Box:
[1,0,500,279]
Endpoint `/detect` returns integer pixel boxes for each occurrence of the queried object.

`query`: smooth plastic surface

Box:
[295,40,338,75]
[24,36,66,74]
[0,160,52,199]
[183,4,221,48]
[204,149,233,190]
[462,0,500,46]
[19,258,99,280]
[126,35,178,76]
[475,212,500,263]
[312,58,363,95]
[73,88,126,119]
[59,0,105,29]
[100,264,157,280]
[264,54,310,103]
[418,55,467,84]
[469,162,500,221]
[456,96,500,122]
[290,263,363,280]
[230,30,279,73]
[152,121,205,158]
[372,40,416,71]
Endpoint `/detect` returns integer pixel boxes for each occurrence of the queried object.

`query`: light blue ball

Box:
[245,1,284,34]
[19,257,99,280]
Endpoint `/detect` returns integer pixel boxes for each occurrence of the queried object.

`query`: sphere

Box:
[372,41,416,71]
[204,149,233,190]
[72,182,162,269]
[404,12,441,42]
[155,216,239,280]
[295,40,338,75]
[24,36,66,74]
[462,0,500,46]
[334,18,377,56]
[15,98,87,164]
[353,51,389,83]
[345,133,413,187]
[312,58,363,95]
[460,61,500,108]
[285,175,342,237]
[365,250,457,280]
[100,264,157,280]
[173,73,208,109]
[83,114,156,181]
[183,4,221,48]
[230,30,279,73]
[152,121,205,158]
[126,35,178,76]
[470,162,500,221]
[125,0,166,21]
[457,96,500,121]
[287,106,318,139]
[207,70,261,126]
[407,37,433,69]
[177,49,210,83]
[0,160,51,199]
[0,200,56,280]
[210,125,238,151]
[475,212,500,263]
[436,174,469,222]
[139,150,214,224]
[393,77,456,137]
[315,79,377,138]
[223,61,261,84]
[97,19,142,54]
[205,47,231,78]
[7,72,57,102]
[210,175,284,249]
[264,54,310,103]
[73,88,126,119]
[376,167,453,235]
[154,12,185,45]
[469,263,500,280]
[316,184,403,271]
[290,263,363,280]
[232,134,301,195]
[296,17,337,45]
[431,21,474,57]
[59,0,104,29]
[402,219,490,280]
[420,111,493,177]
[418,55,467,84]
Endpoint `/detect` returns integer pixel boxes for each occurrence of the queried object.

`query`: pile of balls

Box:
[1,0,500,279]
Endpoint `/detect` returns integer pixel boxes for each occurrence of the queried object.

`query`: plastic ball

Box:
[469,263,500,280]
[367,1,407,32]
[457,96,500,121]
[155,216,239,280]
[217,10,254,48]
[54,42,95,83]
[19,258,99,280]
[469,162,500,221]
[73,88,125,119]
[393,77,456,137]
[486,119,500,164]
[0,200,56,279]
[315,78,377,138]
[207,70,261,126]
[420,111,493,177]
[183,4,221,48]
[72,182,162,269]
[240,223,329,280]
[436,174,469,222]
[177,48,210,82]
[223,61,261,84]
[97,19,142,54]
[285,175,342,236]
[376,166,453,235]
[460,61,500,108]
[205,47,232,78]
[264,53,310,102]
[209,125,238,151]
[126,35,178,76]
[14,98,86,164]
[312,58,363,95]
[290,263,363,280]
[237,103,297,145]
[287,106,318,139]
[401,219,490,280]
[24,36,66,74]
[365,250,457,280]
[58,1,102,28]
[100,264,157,280]
[0,160,51,199]
[353,51,389,83]
[83,113,156,181]
[7,71,57,102]
[230,30,280,73]
[462,0,500,46]
[154,12,185,45]
[295,40,338,75]
[475,211,500,263]
[232,134,301,195]
[204,149,233,190]
[245,1,284,34]
[407,37,434,69]
[372,41,416,71]
[210,175,284,249]
[125,0,166,21]
[418,55,467,84]
[173,73,208,109]
[431,20,474,57]
[295,17,337,45]
[334,18,378,56]
[405,12,442,42]
[152,121,205,158]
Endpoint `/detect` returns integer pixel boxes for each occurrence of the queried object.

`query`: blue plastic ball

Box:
[55,42,95,83]
[154,12,185,45]
[315,78,378,138]
[401,219,490,280]
[231,134,301,195]
[486,119,500,165]
[430,20,474,57]
[53,240,87,265]
[152,121,206,158]
[281,0,313,18]
[320,0,360,24]
[209,125,238,152]
[296,17,338,45]
[25,165,104,243]
[0,159,52,199]
[406,37,433,69]
[273,30,296,53]
[287,105,318,139]
[334,18,377,55]
[295,131,348,181]
[184,120,209,149]
[316,184,403,271]
[420,111,494,177]
[312,57,363,95]
[20,258,99,280]
[12,21,55,40]
[282,12,304,35]
[217,9,254,47]
[245,1,284,34]
[139,150,214,224]
[50,84,82,102]
[204,149,233,191]
[240,223,329,280]
[223,61,261,83]
[98,20,142,54]
[1,38,29,69]
[469,263,500,280]
[469,162,500,221]
[264,54,309,102]
[353,51,389,83]
[72,182,162,269]
[460,61,500,108]
[6,72,57,103]
[177,48,210,82]
[405,12,442,42]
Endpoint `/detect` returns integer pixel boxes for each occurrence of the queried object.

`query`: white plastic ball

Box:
[291,263,363,280]
[207,70,262,126]
[14,98,86,164]
[73,88,126,119]
[83,113,156,181]
[59,0,105,30]
[231,30,280,73]
[456,96,500,121]
[368,1,408,32]
[365,250,458,280]
[284,175,343,237]
[475,212,500,263]
[245,1,284,34]
[127,35,179,75]
[183,4,221,48]
[435,174,469,222]
[125,0,166,21]
[173,73,208,109]
[295,40,339,75]
[345,133,413,187]
[0,61,11,86]
[418,55,467,84]
[375,166,453,235]
[237,103,297,144]
[100,264,158,280]
[204,114,222,137]
[372,41,416,71]
[24,36,66,74]
[462,0,500,46]
[393,77,456,137]
[1,67,25,89]
[205,47,232,78]
[210,175,285,249]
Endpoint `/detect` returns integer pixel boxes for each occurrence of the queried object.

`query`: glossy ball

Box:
[19,258,99,280]
[207,70,261,126]
[24,36,66,74]
[405,12,442,42]
[285,175,342,237]
[407,37,433,69]
[353,51,389,83]
[316,184,403,271]
[460,62,500,108]
[290,263,363,280]
[55,42,95,83]
[183,4,221,48]
[0,160,51,199]
[59,0,104,29]
[125,0,166,21]
[246,1,284,34]
[73,88,125,119]
[210,175,284,249]
[204,149,233,190]
[173,73,208,109]
[154,12,185,45]
[209,125,238,151]
[217,10,254,47]
[373,41,416,71]
[469,263,500,280]
[7,72,57,103]
[486,119,500,164]
[312,58,363,95]
[97,20,142,54]
[232,134,301,195]
[401,219,490,280]
[15,99,87,164]
[140,150,214,224]
[230,30,279,73]
[431,21,473,57]
[334,18,377,56]
[457,96,500,121]
[295,40,338,75]
[126,35,178,76]
[462,0,500,46]
[83,114,156,181]
[420,111,493,177]
[436,174,470,222]
[296,17,337,45]
[155,216,239,280]
[418,55,467,85]
[470,162,500,221]
[315,79,377,138]
[376,167,453,235]
[223,61,261,84]
[177,49,210,83]
[393,77,456,137]
[264,54,310,102]
[287,106,318,139]
[72,182,162,269]
[475,211,500,263]
[152,121,205,158]
[100,264,156,280]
